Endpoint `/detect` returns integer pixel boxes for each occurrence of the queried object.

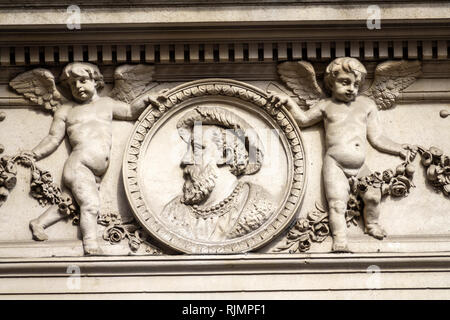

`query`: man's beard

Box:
[181,164,218,205]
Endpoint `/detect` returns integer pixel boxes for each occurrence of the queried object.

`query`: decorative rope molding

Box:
[0,40,448,67]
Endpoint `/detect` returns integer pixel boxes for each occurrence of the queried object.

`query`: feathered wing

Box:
[109,64,156,104]
[9,68,65,113]
[277,61,325,109]
[364,60,422,110]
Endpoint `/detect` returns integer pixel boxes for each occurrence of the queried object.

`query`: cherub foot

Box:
[365,223,387,240]
[83,239,104,256]
[331,237,352,253]
[29,220,48,241]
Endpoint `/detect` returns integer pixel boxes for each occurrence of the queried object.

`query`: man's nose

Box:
[180,147,195,167]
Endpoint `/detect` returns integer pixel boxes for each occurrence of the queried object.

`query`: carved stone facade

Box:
[0,0,449,298]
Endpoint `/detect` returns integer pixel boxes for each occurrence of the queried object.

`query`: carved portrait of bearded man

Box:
[160,107,276,242]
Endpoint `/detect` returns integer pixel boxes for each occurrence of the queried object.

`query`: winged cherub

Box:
[270,57,421,252]
[10,63,162,255]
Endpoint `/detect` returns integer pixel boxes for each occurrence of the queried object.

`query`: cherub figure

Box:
[271,57,421,252]
[10,63,161,255]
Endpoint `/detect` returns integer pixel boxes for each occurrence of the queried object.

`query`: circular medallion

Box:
[123,79,307,254]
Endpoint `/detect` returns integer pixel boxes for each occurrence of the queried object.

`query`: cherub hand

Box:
[145,89,169,109]
[399,144,418,161]
[267,90,295,109]
[18,150,37,167]
[20,150,37,160]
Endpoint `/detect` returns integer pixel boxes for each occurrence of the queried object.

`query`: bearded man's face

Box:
[181,163,218,205]
[180,125,224,205]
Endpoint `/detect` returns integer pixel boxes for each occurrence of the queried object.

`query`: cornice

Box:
[1,252,450,277]
[0,1,449,8]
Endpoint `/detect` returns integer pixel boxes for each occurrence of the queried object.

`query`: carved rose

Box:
[295,218,310,233]
[58,201,70,216]
[297,234,311,252]
[103,226,126,244]
[311,222,329,242]
[357,181,368,193]
[390,179,408,197]
[347,195,360,211]
[58,196,77,217]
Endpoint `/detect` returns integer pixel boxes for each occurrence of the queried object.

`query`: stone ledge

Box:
[0,251,449,298]
[1,243,450,274]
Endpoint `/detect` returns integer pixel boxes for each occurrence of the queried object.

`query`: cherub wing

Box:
[9,68,65,113]
[277,61,326,109]
[363,60,422,110]
[109,64,156,104]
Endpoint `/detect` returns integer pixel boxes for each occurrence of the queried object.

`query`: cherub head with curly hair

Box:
[60,62,104,103]
[324,57,367,103]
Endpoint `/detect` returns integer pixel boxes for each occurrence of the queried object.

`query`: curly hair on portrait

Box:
[213,128,249,177]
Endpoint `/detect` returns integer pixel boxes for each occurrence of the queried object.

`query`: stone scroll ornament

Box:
[269,58,430,253]
[8,63,161,255]
[123,79,308,254]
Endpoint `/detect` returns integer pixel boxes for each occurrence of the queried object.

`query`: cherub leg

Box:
[360,186,386,240]
[63,161,103,255]
[29,205,65,241]
[323,156,351,253]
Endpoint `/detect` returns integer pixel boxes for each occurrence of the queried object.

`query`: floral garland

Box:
[1,152,162,254]
[418,146,450,196]
[2,154,80,224]
[99,211,162,254]
[274,146,449,254]
[0,155,17,207]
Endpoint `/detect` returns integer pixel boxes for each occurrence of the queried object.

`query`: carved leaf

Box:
[109,64,156,104]
[9,68,65,113]
[364,60,422,110]
[277,61,325,109]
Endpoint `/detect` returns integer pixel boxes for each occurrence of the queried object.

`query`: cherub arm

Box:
[288,99,325,128]
[366,99,404,156]
[31,106,68,160]
[270,93,324,128]
[112,95,149,121]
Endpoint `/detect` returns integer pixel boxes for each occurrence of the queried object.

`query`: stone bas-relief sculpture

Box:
[124,79,307,254]
[8,63,160,255]
[270,58,422,252]
[2,58,448,257]
[161,107,275,241]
